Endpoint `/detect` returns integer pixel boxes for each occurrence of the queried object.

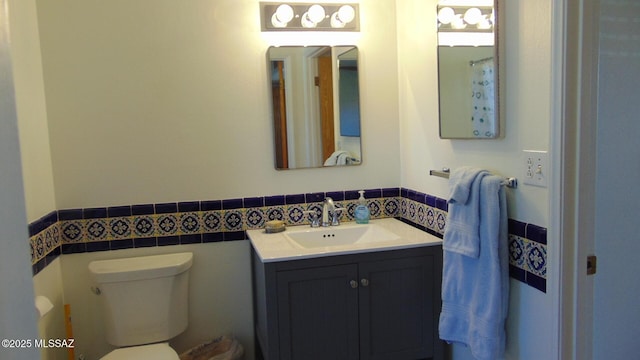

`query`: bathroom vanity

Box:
[248,218,444,360]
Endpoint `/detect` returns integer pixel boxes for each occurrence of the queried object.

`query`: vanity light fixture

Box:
[260,2,359,31]
[437,5,494,31]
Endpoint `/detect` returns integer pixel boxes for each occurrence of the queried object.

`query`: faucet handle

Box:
[331,207,344,226]
[303,210,320,228]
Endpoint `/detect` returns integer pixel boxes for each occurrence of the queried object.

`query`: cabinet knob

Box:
[349,280,359,289]
[360,278,369,287]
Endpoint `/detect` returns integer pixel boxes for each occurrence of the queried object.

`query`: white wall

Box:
[396,0,556,359]
[9,0,56,223]
[36,0,401,209]
[9,1,66,359]
[0,0,40,357]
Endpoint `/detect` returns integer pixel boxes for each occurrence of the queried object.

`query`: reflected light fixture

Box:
[437,5,495,47]
[261,2,359,31]
[437,5,494,31]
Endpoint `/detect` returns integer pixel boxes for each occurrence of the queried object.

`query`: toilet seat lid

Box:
[101,342,179,360]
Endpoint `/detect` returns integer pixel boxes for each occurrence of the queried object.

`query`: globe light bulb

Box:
[337,5,355,23]
[307,4,326,23]
[275,4,294,23]
[463,7,482,25]
[271,4,294,28]
[437,7,455,25]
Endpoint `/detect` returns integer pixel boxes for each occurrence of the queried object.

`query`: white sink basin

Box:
[284,223,401,249]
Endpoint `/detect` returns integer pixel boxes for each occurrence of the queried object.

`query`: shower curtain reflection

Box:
[470,57,496,138]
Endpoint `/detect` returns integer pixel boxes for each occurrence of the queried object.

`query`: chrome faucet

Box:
[321,197,335,227]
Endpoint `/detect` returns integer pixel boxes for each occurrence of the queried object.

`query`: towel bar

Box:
[429,169,518,189]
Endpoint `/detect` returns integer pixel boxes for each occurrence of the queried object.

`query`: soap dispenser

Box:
[354,190,370,224]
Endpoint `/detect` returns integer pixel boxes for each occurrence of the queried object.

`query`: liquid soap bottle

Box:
[354,190,370,224]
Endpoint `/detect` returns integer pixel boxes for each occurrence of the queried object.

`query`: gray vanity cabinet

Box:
[252,246,444,360]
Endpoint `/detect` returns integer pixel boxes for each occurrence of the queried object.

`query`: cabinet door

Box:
[277,264,360,360]
[358,255,437,360]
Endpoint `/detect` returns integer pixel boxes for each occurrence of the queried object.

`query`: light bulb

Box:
[477,15,492,29]
[337,5,355,23]
[437,7,455,25]
[271,4,294,28]
[275,4,294,23]
[301,12,317,28]
[307,4,326,23]
[451,15,466,29]
[463,7,482,25]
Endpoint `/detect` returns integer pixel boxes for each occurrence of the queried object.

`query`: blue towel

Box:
[439,174,510,360]
[443,167,489,258]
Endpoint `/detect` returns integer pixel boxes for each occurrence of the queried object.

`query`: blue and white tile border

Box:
[27,187,547,292]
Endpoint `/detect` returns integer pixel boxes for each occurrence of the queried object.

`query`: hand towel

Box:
[323,150,351,166]
[439,174,509,360]
[443,167,489,258]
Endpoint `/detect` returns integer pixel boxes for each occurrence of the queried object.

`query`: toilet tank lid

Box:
[89,252,193,283]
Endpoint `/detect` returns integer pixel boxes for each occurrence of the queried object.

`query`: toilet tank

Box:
[88,252,193,347]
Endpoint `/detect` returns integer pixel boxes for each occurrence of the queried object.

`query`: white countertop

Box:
[248,218,443,263]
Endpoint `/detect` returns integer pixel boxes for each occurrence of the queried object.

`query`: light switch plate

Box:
[522,150,549,187]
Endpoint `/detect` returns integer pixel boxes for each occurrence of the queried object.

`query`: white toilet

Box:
[88,252,193,360]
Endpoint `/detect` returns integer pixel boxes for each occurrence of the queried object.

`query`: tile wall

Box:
[28,187,546,292]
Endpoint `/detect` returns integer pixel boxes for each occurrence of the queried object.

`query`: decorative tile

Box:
[425,207,436,230]
[179,212,201,234]
[344,202,357,221]
[27,187,548,294]
[30,238,36,263]
[399,198,408,218]
[525,241,547,278]
[407,201,417,222]
[245,208,265,229]
[369,199,382,218]
[509,235,526,268]
[202,211,222,232]
[36,234,46,260]
[416,203,426,226]
[60,220,84,243]
[133,216,155,237]
[435,209,447,234]
[109,217,132,240]
[287,204,308,225]
[223,210,243,231]
[86,219,108,241]
[157,214,178,236]
[265,206,284,221]
[383,198,399,217]
[44,227,56,253]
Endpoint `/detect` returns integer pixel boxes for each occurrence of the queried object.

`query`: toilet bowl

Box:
[88,252,193,360]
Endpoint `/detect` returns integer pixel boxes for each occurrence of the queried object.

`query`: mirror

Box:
[437,2,502,139]
[268,46,362,169]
